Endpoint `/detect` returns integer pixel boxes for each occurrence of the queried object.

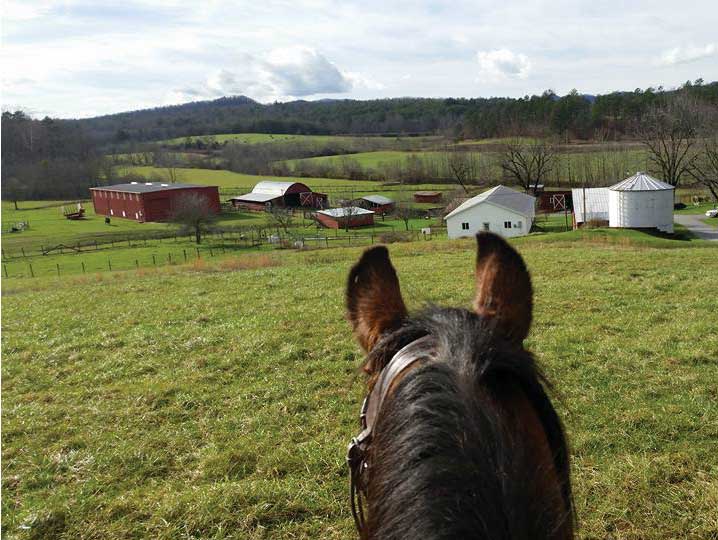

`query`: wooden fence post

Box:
[152,254,156,265]
[3,264,7,278]
[56,264,60,277]
[108,259,112,271]
[135,259,139,269]
[183,249,187,262]
[82,262,86,273]
[29,263,34,278]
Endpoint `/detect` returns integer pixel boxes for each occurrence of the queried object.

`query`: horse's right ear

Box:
[346,246,407,353]
[474,233,533,343]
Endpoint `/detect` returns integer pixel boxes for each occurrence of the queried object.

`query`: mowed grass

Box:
[2,234,718,539]
[159,133,441,147]
[1,202,270,255]
[119,166,457,195]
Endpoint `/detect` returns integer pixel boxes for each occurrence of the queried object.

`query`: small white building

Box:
[571,187,610,227]
[608,172,674,233]
[444,185,536,239]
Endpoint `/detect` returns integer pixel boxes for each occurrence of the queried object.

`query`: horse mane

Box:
[363,306,574,539]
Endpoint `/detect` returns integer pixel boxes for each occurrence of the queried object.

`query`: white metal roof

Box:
[361,195,394,205]
[572,187,610,223]
[252,181,305,196]
[444,185,536,220]
[317,207,375,218]
[610,172,674,192]
[230,192,279,203]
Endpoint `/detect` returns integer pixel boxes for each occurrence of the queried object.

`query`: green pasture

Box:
[2,232,717,539]
[0,201,270,255]
[117,167,461,206]
[160,133,441,147]
[1,214,446,279]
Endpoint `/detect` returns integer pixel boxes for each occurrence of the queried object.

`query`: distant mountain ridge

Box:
[65,81,717,145]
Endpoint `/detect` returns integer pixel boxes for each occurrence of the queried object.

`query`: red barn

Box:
[315,207,375,229]
[90,182,220,222]
[414,191,442,203]
[357,195,395,214]
[230,181,328,211]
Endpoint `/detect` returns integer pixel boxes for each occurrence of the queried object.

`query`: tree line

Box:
[66,80,718,144]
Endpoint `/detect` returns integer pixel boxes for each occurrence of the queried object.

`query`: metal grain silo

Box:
[608,172,675,233]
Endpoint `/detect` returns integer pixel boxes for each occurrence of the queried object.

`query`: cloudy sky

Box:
[2,0,717,119]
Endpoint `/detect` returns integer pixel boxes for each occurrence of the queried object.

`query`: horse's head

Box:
[347,232,533,370]
[345,233,574,539]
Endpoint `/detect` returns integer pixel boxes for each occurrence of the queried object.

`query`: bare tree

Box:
[444,149,479,193]
[639,93,702,187]
[5,177,25,210]
[499,139,557,193]
[331,192,359,232]
[266,206,294,234]
[154,149,181,183]
[688,137,718,203]
[169,193,217,244]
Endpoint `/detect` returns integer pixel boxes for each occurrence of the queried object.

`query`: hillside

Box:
[67,82,718,145]
[3,235,717,539]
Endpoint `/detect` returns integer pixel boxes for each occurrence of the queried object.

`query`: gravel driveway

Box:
[674,214,718,241]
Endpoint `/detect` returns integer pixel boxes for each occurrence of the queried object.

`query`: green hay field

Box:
[159,133,441,147]
[2,233,717,539]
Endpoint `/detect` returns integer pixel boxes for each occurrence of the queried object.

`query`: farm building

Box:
[537,190,572,213]
[414,191,442,203]
[571,188,610,228]
[90,182,220,222]
[609,172,674,233]
[444,185,536,239]
[572,173,675,233]
[230,181,328,211]
[356,195,395,214]
[315,207,375,229]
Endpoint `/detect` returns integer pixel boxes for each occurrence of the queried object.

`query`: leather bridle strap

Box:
[347,334,436,534]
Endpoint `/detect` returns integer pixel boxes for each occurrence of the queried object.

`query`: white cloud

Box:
[658,43,717,66]
[476,48,531,81]
[173,47,354,102]
[264,47,351,95]
[343,71,385,91]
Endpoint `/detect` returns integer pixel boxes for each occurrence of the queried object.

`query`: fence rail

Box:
[2,228,445,280]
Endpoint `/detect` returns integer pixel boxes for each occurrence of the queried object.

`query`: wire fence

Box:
[2,228,445,280]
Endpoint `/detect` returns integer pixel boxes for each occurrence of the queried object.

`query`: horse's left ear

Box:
[346,246,407,352]
[474,233,533,343]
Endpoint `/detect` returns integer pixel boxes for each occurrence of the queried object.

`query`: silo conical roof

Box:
[609,172,674,191]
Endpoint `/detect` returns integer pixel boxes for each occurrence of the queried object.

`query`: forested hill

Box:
[72,80,718,144]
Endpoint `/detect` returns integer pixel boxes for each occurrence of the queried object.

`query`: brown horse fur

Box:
[346,233,574,539]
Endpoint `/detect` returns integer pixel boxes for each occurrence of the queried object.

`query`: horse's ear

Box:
[346,246,407,352]
[474,233,533,343]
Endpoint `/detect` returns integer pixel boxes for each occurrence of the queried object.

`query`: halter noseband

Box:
[346,334,435,535]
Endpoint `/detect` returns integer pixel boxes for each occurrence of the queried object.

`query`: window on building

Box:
[504,221,512,229]
[517,221,522,229]
[482,222,490,231]
[461,222,470,230]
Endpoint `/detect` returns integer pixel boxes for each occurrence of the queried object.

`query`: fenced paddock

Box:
[1,228,445,279]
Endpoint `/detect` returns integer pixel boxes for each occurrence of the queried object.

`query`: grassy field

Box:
[2,231,718,539]
[0,201,273,255]
[160,133,441,147]
[118,166,457,195]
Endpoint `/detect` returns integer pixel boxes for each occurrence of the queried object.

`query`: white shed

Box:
[444,185,536,239]
[571,187,610,227]
[608,172,674,233]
